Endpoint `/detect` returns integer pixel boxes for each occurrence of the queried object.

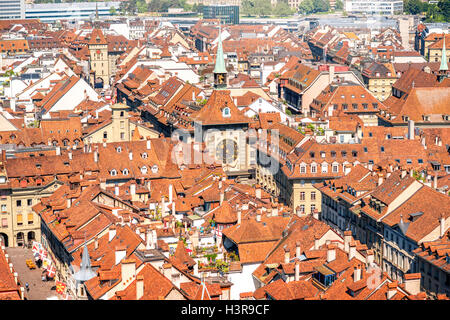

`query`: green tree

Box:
[404,0,422,15]
[299,0,314,14]
[109,6,116,15]
[335,0,343,10]
[438,0,450,21]
[273,1,293,16]
[312,0,329,13]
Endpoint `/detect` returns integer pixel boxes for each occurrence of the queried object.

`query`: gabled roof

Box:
[192,90,249,126]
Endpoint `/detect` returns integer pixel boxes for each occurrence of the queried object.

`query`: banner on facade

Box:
[47,265,56,278]
[32,241,41,254]
[42,257,52,270]
[55,281,66,295]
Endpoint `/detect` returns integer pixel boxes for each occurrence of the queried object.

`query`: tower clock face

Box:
[216,139,238,164]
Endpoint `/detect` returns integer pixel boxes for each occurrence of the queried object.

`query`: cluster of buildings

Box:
[0,12,449,301]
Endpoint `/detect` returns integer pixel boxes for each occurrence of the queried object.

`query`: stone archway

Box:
[27,231,35,248]
[16,232,24,247]
[0,233,9,247]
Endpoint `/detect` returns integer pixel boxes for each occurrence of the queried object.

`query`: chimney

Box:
[68,150,72,160]
[146,138,151,150]
[237,207,242,224]
[168,184,173,203]
[103,139,107,148]
[440,214,446,238]
[284,247,290,264]
[401,170,407,179]
[312,209,319,220]
[353,266,362,282]
[146,228,153,249]
[109,226,117,242]
[378,176,384,186]
[129,152,133,161]
[20,287,24,300]
[219,188,224,205]
[130,183,136,195]
[296,241,301,258]
[152,229,158,249]
[114,184,119,196]
[193,262,199,276]
[56,146,61,156]
[327,244,336,262]
[272,202,278,216]
[314,235,320,250]
[403,273,421,295]
[387,281,398,300]
[94,237,98,250]
[366,249,375,265]
[256,210,261,222]
[67,198,71,208]
[434,173,438,190]
[295,261,300,281]
[94,150,98,163]
[14,272,18,284]
[115,246,127,265]
[255,184,261,199]
[344,230,352,253]
[349,241,356,261]
[407,120,415,140]
[136,275,144,300]
[328,65,335,84]
[120,259,136,283]
[421,136,427,149]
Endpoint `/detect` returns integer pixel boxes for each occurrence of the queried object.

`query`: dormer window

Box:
[141,166,148,174]
[151,165,159,173]
[116,147,122,153]
[110,169,117,176]
[123,168,129,175]
[222,107,231,118]
[300,165,306,173]
[423,115,430,122]
[142,152,148,159]
[311,164,317,173]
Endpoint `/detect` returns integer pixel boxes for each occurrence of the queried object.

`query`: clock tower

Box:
[213,26,227,89]
[192,90,253,180]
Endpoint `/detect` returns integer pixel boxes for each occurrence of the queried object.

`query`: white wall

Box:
[228,263,259,300]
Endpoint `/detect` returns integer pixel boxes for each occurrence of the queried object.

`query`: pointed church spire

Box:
[74,243,97,282]
[213,26,226,74]
[439,34,448,72]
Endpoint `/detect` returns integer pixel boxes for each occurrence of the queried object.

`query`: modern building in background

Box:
[25,1,120,23]
[344,0,403,15]
[203,4,239,25]
[0,0,25,20]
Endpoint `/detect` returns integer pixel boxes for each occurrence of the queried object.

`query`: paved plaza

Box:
[6,247,58,300]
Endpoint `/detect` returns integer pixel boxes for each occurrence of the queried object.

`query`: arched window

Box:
[141,166,147,174]
[123,168,129,175]
[141,152,148,159]
[222,107,230,118]
[110,169,117,176]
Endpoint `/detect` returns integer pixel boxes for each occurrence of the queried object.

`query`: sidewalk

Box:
[6,247,57,300]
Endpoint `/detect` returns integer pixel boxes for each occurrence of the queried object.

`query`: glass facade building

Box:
[203,5,239,25]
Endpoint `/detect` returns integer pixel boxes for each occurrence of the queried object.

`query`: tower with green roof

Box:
[213,26,227,89]
[438,35,448,82]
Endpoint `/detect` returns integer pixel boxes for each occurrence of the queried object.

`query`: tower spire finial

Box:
[439,34,448,73]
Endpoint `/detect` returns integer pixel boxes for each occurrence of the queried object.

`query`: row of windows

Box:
[299,191,316,201]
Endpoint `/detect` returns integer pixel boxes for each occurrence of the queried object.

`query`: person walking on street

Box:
[25,283,29,292]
